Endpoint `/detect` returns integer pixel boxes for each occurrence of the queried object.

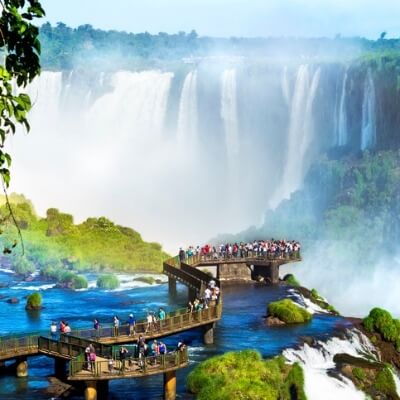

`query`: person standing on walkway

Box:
[113,316,120,337]
[128,313,136,336]
[119,346,128,371]
[179,247,186,262]
[158,308,166,329]
[89,347,96,373]
[93,319,100,339]
[50,321,57,340]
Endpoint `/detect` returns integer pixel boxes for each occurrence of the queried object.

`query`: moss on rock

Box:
[267,299,312,324]
[187,350,307,400]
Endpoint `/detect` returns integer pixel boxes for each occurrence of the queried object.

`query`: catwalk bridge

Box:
[0,250,300,400]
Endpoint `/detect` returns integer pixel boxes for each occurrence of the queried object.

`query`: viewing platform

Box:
[164,251,301,287]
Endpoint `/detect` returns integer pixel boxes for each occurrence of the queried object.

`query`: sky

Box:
[40,0,400,39]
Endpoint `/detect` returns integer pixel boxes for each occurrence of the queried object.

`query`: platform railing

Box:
[68,302,222,341]
[182,250,301,264]
[0,335,39,357]
[69,347,189,379]
[38,336,90,359]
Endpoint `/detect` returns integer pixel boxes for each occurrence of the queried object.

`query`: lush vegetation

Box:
[373,367,398,399]
[0,0,44,189]
[26,292,42,310]
[283,274,300,287]
[187,350,306,400]
[236,151,400,268]
[334,352,399,399]
[363,307,400,349]
[97,274,120,290]
[267,299,312,324]
[37,22,400,71]
[0,194,169,282]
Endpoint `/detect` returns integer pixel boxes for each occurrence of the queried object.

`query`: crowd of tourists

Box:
[83,338,186,374]
[188,278,220,313]
[179,239,301,261]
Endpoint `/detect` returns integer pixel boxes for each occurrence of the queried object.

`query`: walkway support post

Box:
[15,356,28,377]
[54,358,67,378]
[164,370,176,400]
[168,277,177,298]
[84,381,97,400]
[203,323,215,345]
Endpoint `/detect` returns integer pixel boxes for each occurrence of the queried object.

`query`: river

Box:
[0,270,349,399]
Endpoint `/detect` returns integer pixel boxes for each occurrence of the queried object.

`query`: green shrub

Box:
[381,321,398,342]
[352,367,366,382]
[187,350,307,400]
[310,288,320,299]
[373,367,397,398]
[71,275,88,289]
[26,292,42,310]
[281,362,307,400]
[97,274,119,290]
[12,257,36,275]
[363,316,375,332]
[268,299,312,324]
[363,307,400,344]
[284,274,300,287]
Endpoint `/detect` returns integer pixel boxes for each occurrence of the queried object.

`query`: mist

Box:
[6,27,400,319]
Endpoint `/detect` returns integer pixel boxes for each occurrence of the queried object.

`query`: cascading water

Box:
[177,70,198,148]
[337,70,348,146]
[8,61,381,250]
[270,65,321,207]
[283,329,377,400]
[220,69,239,161]
[281,65,291,106]
[361,69,376,150]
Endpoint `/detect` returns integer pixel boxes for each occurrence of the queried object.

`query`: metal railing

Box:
[163,262,204,290]
[0,335,39,358]
[38,336,90,359]
[68,302,222,340]
[183,250,301,264]
[69,347,189,379]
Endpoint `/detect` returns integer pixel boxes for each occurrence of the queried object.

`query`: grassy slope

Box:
[0,193,169,273]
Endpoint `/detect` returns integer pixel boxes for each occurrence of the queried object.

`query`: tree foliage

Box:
[0,0,44,186]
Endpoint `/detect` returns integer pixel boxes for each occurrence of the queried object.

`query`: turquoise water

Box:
[0,272,350,399]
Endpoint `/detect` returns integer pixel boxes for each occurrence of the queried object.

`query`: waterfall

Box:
[337,70,348,146]
[270,65,321,206]
[86,70,172,143]
[27,71,63,125]
[177,71,198,146]
[220,69,239,160]
[283,329,377,400]
[361,69,376,150]
[281,66,291,106]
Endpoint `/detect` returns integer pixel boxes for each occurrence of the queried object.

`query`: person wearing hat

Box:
[128,313,136,336]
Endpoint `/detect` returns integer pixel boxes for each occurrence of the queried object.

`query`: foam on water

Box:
[288,288,330,314]
[10,283,56,291]
[283,329,377,400]
[0,268,15,274]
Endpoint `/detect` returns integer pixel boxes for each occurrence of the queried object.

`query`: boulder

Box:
[266,316,286,326]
